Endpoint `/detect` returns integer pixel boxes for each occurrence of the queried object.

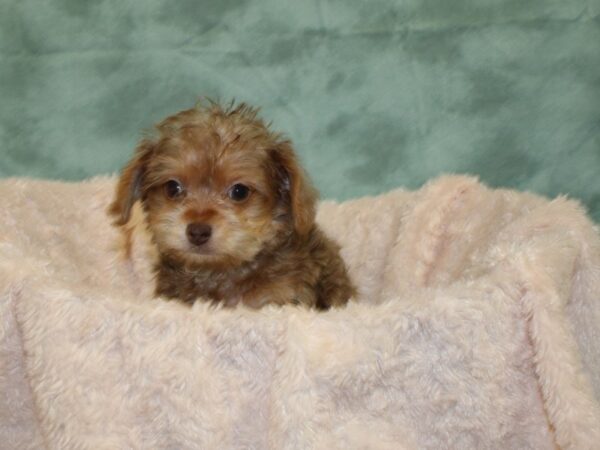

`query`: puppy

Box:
[109,101,355,309]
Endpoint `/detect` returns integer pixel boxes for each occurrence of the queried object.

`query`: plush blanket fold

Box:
[1,175,599,449]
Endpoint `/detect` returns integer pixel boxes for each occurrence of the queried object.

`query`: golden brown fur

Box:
[109,101,355,309]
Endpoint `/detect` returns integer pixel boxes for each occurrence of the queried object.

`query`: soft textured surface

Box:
[1,175,600,449]
[1,1,599,222]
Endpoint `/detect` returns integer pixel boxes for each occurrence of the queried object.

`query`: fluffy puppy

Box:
[109,101,355,309]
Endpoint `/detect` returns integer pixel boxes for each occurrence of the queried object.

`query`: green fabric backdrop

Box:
[1,0,599,222]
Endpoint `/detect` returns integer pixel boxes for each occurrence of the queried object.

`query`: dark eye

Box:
[164,179,185,199]
[228,183,251,202]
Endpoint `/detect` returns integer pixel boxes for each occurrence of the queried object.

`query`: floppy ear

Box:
[108,140,155,226]
[269,141,318,236]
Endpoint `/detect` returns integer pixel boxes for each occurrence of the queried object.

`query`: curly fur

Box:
[109,101,355,308]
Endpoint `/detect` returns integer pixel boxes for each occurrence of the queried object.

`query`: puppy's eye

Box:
[164,180,185,199]
[228,183,251,202]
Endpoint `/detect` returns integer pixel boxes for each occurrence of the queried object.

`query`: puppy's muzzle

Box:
[186,223,212,246]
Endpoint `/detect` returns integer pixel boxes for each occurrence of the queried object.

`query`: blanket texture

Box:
[1,175,600,449]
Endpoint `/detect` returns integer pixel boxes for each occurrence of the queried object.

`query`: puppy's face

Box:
[110,103,317,267]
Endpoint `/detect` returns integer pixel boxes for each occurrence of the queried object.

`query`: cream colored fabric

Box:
[1,175,599,449]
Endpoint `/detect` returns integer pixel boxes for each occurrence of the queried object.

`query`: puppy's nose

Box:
[186,223,212,246]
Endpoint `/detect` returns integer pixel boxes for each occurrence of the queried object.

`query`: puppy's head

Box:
[109,102,317,267]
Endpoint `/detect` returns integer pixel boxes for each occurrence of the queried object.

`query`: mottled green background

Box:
[1,0,599,221]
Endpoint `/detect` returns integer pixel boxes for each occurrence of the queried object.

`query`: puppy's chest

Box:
[155,256,320,306]
[190,268,261,301]
[155,260,279,304]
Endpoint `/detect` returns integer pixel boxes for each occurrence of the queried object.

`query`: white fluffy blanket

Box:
[1,175,600,450]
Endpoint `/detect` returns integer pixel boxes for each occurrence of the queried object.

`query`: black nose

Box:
[186,223,212,246]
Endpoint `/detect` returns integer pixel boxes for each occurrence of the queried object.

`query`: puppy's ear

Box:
[109,140,155,226]
[269,141,318,236]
